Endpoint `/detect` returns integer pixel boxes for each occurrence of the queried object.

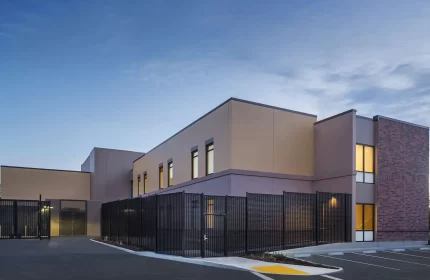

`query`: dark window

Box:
[192,150,198,179]
[206,143,214,175]
[137,175,141,196]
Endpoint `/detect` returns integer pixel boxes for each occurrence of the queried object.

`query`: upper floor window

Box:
[159,165,164,189]
[192,150,198,179]
[206,143,214,175]
[168,161,173,187]
[137,175,141,196]
[143,173,147,194]
[356,144,374,183]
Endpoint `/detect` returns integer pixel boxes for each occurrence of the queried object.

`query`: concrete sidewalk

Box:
[91,239,340,276]
[272,241,429,257]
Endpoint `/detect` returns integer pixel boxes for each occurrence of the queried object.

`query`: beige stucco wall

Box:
[133,102,231,196]
[0,166,90,201]
[230,100,315,176]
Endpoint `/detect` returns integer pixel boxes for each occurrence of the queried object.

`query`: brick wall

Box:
[376,117,429,241]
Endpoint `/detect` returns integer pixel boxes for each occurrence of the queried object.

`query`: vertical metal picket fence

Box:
[101,191,352,257]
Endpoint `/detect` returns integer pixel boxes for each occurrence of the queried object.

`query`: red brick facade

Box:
[375,117,429,241]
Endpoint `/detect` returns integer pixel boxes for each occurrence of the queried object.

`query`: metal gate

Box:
[203,196,225,257]
[59,200,87,236]
[0,199,51,239]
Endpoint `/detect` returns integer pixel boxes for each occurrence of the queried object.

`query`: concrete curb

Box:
[90,239,342,276]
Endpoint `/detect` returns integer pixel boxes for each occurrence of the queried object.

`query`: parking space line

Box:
[321,275,343,280]
[251,271,274,280]
[385,251,430,259]
[352,253,430,267]
[317,255,400,271]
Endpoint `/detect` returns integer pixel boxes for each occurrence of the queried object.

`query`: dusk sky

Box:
[1,0,429,171]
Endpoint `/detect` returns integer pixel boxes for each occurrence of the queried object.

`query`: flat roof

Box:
[134,97,317,162]
[1,165,90,174]
[373,115,429,129]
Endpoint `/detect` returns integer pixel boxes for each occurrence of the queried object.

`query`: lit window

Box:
[192,150,198,179]
[168,161,173,187]
[206,143,214,175]
[137,175,141,196]
[355,204,374,242]
[356,144,374,183]
[143,173,147,194]
[159,166,164,189]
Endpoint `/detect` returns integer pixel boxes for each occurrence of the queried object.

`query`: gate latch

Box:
[204,234,208,241]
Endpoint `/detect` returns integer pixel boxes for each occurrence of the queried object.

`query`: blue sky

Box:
[1,0,429,171]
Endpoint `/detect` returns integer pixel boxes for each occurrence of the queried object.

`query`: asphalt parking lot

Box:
[298,248,430,280]
[0,237,317,280]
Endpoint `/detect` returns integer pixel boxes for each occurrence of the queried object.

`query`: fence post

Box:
[13,200,18,238]
[127,199,130,245]
[38,194,42,240]
[200,193,205,258]
[108,203,111,241]
[224,195,228,257]
[155,195,159,253]
[315,192,319,245]
[182,191,186,257]
[282,192,285,250]
[245,192,248,254]
[344,193,348,242]
[117,200,120,242]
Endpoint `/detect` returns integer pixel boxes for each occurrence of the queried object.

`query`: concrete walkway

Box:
[91,239,340,276]
[272,241,429,257]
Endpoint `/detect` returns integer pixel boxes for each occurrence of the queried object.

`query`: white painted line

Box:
[392,249,405,252]
[385,251,430,259]
[328,252,344,256]
[420,248,430,251]
[90,239,137,254]
[294,254,311,258]
[352,252,430,267]
[322,275,343,280]
[362,250,377,254]
[251,271,274,280]
[317,255,400,271]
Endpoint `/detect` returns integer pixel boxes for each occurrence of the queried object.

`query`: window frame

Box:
[355,203,375,242]
[356,143,375,184]
[137,175,141,196]
[159,165,164,189]
[206,142,214,175]
[191,150,198,179]
[167,160,173,187]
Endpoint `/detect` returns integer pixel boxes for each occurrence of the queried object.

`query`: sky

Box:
[0,0,429,171]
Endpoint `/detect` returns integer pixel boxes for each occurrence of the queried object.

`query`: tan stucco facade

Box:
[230,100,315,176]
[0,166,90,201]
[133,98,316,197]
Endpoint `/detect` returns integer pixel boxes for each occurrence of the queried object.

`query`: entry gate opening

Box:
[60,200,87,236]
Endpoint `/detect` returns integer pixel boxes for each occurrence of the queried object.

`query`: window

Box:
[159,166,164,189]
[168,161,173,187]
[356,144,374,183]
[206,143,214,175]
[356,204,374,242]
[137,175,141,196]
[192,150,198,179]
[143,173,147,194]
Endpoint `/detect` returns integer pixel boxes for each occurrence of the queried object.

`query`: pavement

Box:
[273,241,428,257]
[0,237,324,280]
[295,248,430,280]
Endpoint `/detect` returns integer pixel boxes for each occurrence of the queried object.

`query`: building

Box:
[0,148,144,237]
[132,98,429,242]
[0,97,428,242]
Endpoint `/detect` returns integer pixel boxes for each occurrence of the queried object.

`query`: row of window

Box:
[136,142,214,195]
[356,144,374,184]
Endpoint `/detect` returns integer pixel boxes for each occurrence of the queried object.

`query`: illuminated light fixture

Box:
[329,196,338,208]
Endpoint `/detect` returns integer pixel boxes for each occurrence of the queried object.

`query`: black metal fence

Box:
[0,199,51,239]
[101,191,351,257]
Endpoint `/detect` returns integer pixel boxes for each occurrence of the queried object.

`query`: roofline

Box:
[133,97,317,163]
[230,98,317,118]
[314,109,357,125]
[356,115,374,121]
[94,147,145,154]
[373,115,429,129]
[1,165,90,174]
